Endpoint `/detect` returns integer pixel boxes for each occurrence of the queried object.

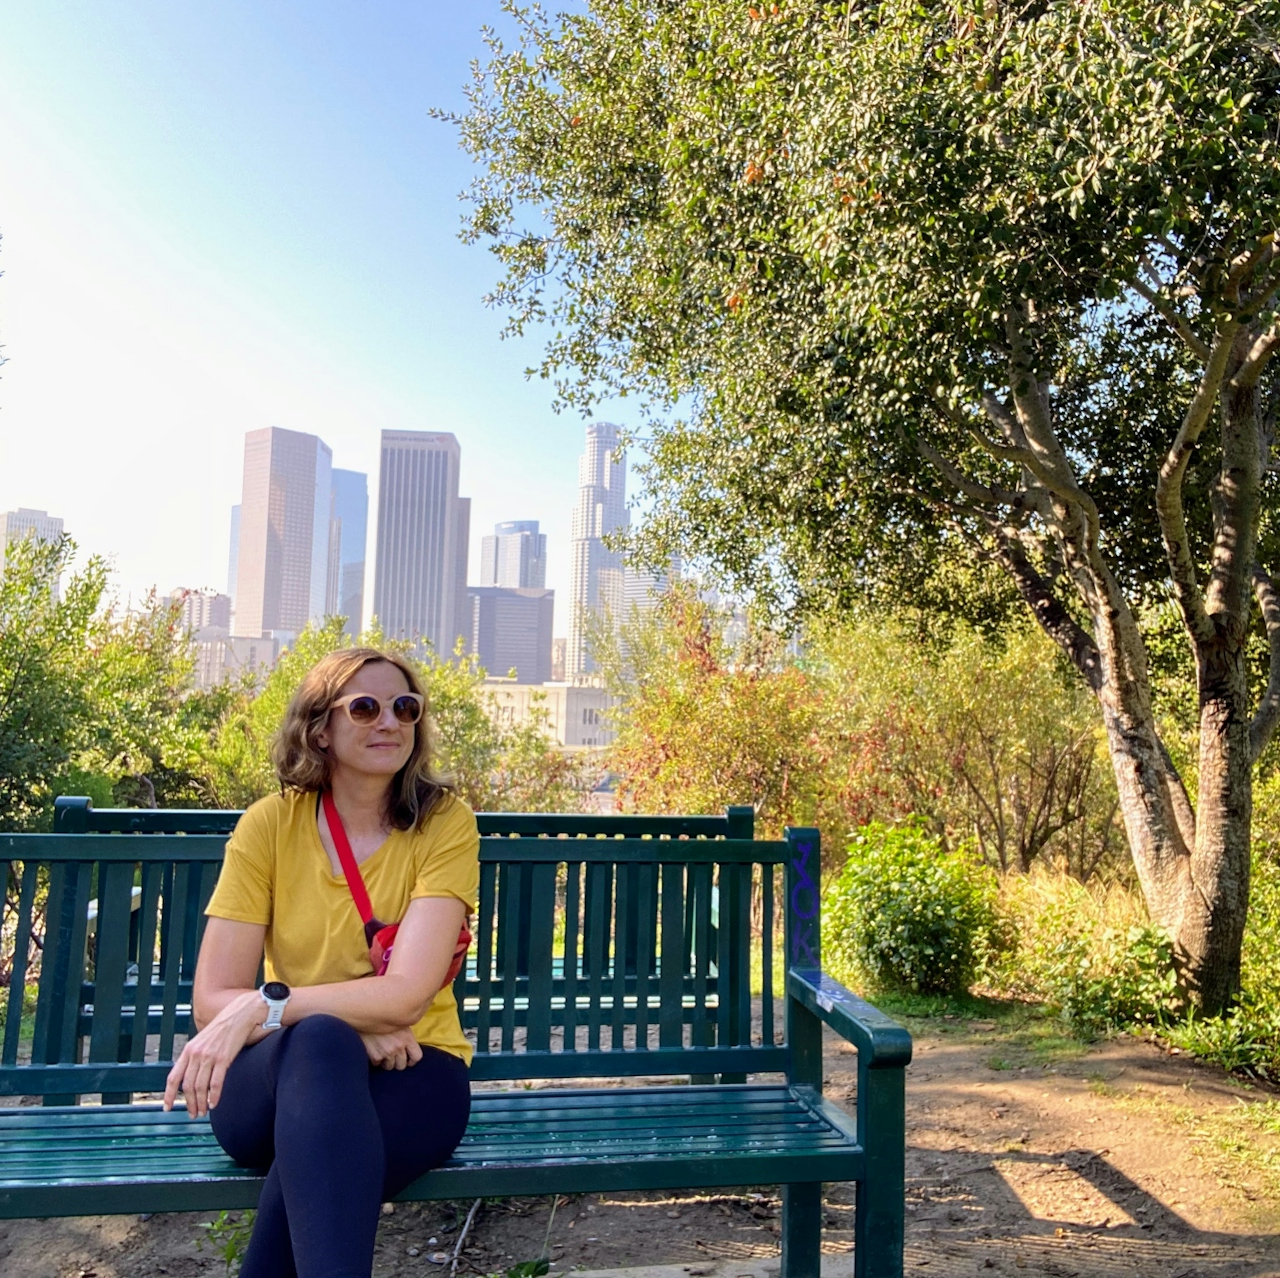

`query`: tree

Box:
[452,0,1280,1012]
[598,591,828,836]
[0,537,104,829]
[599,589,1122,865]
[0,536,210,827]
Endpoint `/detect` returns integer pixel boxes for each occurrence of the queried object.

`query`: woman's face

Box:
[315,660,417,784]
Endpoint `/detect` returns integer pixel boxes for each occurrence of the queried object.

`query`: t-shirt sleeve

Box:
[205,802,274,925]
[411,796,480,914]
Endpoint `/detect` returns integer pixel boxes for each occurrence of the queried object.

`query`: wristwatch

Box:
[259,981,291,1031]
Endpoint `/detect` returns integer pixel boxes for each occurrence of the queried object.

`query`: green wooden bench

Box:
[0,798,912,1278]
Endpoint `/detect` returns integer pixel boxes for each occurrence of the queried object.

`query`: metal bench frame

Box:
[0,800,911,1278]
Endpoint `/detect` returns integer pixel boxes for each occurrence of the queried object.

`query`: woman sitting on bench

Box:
[164,647,478,1278]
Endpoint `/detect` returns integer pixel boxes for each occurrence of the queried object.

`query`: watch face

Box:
[262,981,290,1001]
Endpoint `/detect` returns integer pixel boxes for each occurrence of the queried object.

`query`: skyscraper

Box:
[233,427,333,639]
[330,469,369,637]
[480,520,547,589]
[373,431,471,655]
[624,560,680,614]
[453,497,471,659]
[467,586,555,684]
[568,422,628,678]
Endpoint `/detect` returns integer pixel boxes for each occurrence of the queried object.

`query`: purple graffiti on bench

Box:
[789,838,818,966]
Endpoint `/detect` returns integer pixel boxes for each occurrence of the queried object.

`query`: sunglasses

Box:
[330,692,424,726]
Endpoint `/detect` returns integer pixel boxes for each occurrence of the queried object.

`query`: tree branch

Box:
[979,391,1027,447]
[965,424,1037,467]
[1131,275,1211,361]
[932,394,1043,477]
[1230,323,1280,390]
[1229,235,1277,289]
[1155,324,1239,643]
[1230,234,1280,314]
[1250,564,1280,762]
[915,434,1020,508]
[1004,309,1102,539]
[991,530,1103,695]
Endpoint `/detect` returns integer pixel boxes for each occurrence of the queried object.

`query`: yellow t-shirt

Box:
[205,789,479,1064]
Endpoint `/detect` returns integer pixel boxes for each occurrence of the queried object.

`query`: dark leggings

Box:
[209,1015,471,1278]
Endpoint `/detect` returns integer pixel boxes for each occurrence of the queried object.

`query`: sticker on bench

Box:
[817,991,835,1013]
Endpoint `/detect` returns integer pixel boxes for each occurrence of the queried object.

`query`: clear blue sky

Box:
[0,1,615,630]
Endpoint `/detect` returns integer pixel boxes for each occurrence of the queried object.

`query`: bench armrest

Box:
[787,969,912,1069]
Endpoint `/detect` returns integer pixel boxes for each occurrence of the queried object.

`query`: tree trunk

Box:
[1089,344,1261,1016]
[1183,642,1252,1011]
[1091,618,1252,1014]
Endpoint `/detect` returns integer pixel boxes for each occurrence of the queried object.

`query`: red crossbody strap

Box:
[321,790,375,925]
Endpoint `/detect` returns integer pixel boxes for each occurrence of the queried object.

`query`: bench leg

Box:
[854,1066,906,1278]
[782,1181,821,1278]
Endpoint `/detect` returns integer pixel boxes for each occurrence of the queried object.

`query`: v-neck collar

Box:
[312,792,395,883]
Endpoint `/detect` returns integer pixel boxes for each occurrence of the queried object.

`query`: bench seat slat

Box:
[0,1085,862,1219]
[1,1131,855,1166]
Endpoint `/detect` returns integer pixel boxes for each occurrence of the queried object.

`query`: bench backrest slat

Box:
[2,860,39,1066]
[34,861,92,1075]
[87,860,136,1069]
[761,860,776,1047]
[129,862,166,1063]
[524,861,556,1052]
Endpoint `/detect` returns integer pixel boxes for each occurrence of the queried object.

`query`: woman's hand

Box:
[163,990,265,1117]
[360,1027,423,1070]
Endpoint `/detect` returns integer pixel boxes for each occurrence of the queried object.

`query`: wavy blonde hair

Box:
[271,647,453,830]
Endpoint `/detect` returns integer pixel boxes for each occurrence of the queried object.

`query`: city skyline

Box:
[0,7,632,629]
[5,415,667,674]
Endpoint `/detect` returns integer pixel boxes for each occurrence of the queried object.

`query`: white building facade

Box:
[482,679,615,750]
[2,508,66,596]
[169,588,231,632]
[193,633,281,691]
[3,508,64,551]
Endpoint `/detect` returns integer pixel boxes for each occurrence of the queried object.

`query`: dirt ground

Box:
[2,1014,1278,1278]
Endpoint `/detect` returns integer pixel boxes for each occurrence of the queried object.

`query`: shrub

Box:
[825,821,998,994]
[1164,997,1280,1078]
[816,623,1124,878]
[599,597,1125,873]
[991,867,1180,1034]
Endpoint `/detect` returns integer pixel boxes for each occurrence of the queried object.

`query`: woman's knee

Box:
[281,1014,367,1072]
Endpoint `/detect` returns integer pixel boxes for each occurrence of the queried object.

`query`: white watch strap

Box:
[260,988,288,1031]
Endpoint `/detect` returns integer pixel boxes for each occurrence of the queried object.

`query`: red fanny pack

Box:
[322,790,471,986]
